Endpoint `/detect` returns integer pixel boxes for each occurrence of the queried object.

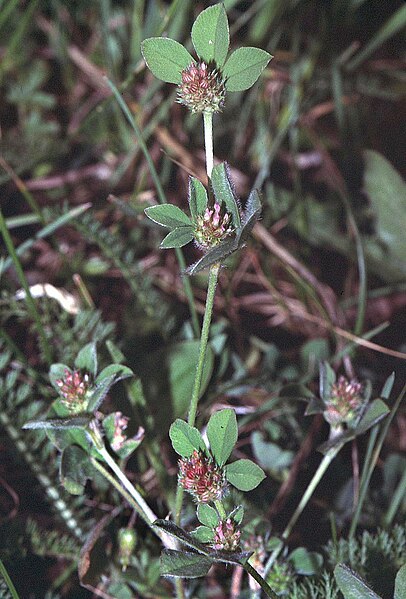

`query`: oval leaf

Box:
[188,177,208,220]
[169,419,206,457]
[225,459,266,491]
[334,564,382,599]
[191,4,229,67]
[160,226,194,249]
[207,408,237,466]
[75,342,98,376]
[145,204,191,229]
[60,445,95,495]
[190,526,215,543]
[224,47,272,91]
[197,503,219,528]
[161,549,213,578]
[141,38,193,83]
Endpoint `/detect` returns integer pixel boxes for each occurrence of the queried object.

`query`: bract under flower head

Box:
[178,450,228,503]
[178,61,226,114]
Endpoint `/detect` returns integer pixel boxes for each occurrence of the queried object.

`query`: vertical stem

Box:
[174,262,220,524]
[203,111,214,178]
[214,499,227,520]
[188,262,220,426]
[174,110,218,528]
[264,443,343,576]
[0,209,52,364]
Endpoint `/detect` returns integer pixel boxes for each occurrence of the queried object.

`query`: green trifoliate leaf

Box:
[191,3,229,68]
[223,47,272,91]
[145,204,192,229]
[211,162,241,228]
[197,503,219,528]
[190,526,216,543]
[334,564,382,599]
[188,177,208,221]
[169,419,206,457]
[160,226,194,249]
[225,459,266,491]
[141,38,193,83]
[207,408,237,466]
[240,189,261,241]
[74,342,97,377]
[161,549,213,578]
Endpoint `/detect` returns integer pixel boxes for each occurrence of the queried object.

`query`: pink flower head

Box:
[212,518,241,551]
[178,450,228,503]
[194,202,233,249]
[56,369,90,412]
[178,61,226,114]
[324,376,363,426]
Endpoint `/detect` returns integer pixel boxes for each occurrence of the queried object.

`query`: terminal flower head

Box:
[178,450,228,503]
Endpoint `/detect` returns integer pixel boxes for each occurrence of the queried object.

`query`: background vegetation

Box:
[0,1,405,597]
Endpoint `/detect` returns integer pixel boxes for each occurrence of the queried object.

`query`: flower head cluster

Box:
[324,376,363,426]
[177,61,226,114]
[56,369,90,413]
[194,202,233,249]
[212,518,241,551]
[178,450,228,503]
